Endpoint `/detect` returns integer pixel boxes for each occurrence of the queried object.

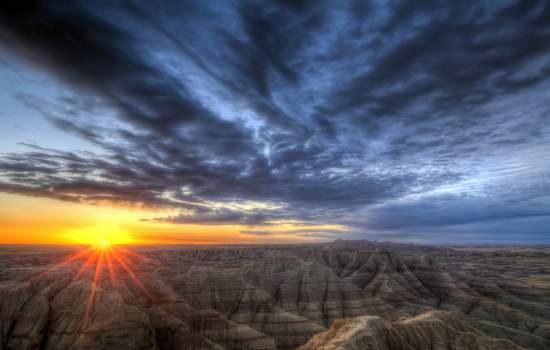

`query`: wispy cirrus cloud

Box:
[0,0,549,242]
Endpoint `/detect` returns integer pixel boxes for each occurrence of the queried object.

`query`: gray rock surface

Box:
[1,241,549,349]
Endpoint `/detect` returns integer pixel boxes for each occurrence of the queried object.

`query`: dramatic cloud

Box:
[0,0,549,242]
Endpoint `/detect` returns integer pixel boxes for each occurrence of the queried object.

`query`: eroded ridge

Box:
[1,241,549,349]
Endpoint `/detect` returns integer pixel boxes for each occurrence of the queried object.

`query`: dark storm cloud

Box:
[0,0,549,241]
[151,208,276,226]
[326,2,550,111]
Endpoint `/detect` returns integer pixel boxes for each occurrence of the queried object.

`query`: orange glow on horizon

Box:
[0,193,346,244]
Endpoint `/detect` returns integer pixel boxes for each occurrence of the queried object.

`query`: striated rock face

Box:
[298,310,524,350]
[1,242,549,349]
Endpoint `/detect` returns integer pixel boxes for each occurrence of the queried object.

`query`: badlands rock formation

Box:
[1,241,549,349]
[299,310,523,350]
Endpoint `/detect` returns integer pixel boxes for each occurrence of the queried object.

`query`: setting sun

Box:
[63,223,136,245]
[97,239,111,249]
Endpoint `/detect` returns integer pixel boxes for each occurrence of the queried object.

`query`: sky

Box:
[0,0,549,245]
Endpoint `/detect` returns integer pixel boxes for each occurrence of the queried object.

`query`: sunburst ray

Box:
[33,241,157,322]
